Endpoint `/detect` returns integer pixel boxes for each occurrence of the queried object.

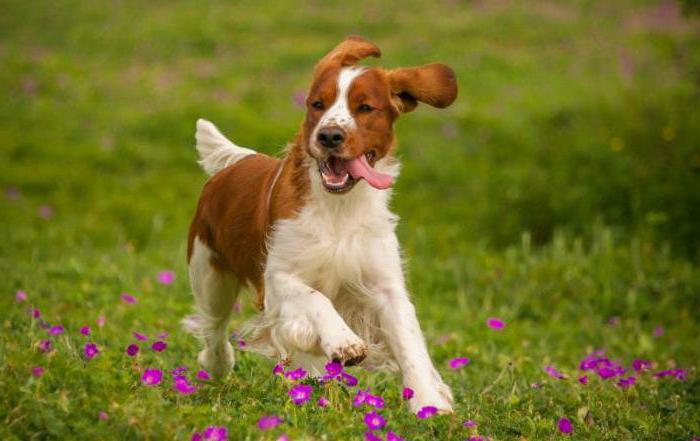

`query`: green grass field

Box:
[1,0,699,439]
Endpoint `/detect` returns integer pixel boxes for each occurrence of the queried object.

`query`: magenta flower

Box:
[463,420,477,428]
[654,369,687,381]
[292,90,306,108]
[288,384,313,404]
[402,387,414,400]
[157,270,175,285]
[365,393,385,409]
[32,366,44,377]
[99,411,109,420]
[416,406,438,419]
[237,339,246,348]
[617,376,636,388]
[364,410,386,430]
[48,325,64,336]
[38,339,52,352]
[544,365,566,379]
[133,332,148,341]
[653,326,665,337]
[578,375,588,385]
[31,308,41,319]
[341,371,358,386]
[486,317,505,329]
[257,415,283,430]
[284,367,307,381]
[172,366,188,376]
[272,363,284,376]
[151,341,167,352]
[141,368,163,386]
[80,326,91,336]
[277,435,289,441]
[387,432,404,441]
[449,357,470,369]
[197,370,211,381]
[97,315,106,327]
[322,361,343,381]
[364,432,382,441]
[120,293,137,304]
[15,290,27,302]
[632,359,651,372]
[317,396,329,407]
[126,344,139,356]
[174,376,197,394]
[467,438,484,441]
[202,426,228,441]
[557,417,573,434]
[84,342,99,360]
[354,389,369,407]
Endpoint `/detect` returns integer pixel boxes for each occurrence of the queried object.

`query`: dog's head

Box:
[301,36,458,194]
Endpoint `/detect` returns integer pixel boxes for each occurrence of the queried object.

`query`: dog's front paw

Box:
[323,333,368,366]
[408,381,454,414]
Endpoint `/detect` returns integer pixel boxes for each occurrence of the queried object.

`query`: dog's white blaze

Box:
[311,66,365,145]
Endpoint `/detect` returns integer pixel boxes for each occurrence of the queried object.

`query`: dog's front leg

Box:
[370,237,453,413]
[265,271,368,366]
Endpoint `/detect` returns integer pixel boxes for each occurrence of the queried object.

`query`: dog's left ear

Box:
[314,35,381,76]
[387,63,458,113]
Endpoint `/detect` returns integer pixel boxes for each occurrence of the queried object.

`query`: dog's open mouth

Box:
[317,152,393,193]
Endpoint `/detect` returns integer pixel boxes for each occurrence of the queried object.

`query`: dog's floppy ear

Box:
[387,63,458,113]
[314,35,381,76]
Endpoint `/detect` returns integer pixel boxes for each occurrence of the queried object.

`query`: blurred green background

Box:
[1,0,699,439]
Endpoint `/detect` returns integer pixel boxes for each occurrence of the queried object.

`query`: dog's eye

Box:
[312,100,325,110]
[357,103,373,113]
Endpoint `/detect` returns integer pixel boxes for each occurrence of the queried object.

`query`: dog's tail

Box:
[195,119,256,175]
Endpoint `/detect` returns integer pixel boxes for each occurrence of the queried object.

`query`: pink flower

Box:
[365,432,382,441]
[141,368,163,386]
[578,375,588,385]
[38,204,54,219]
[174,376,197,394]
[277,435,289,441]
[126,344,139,356]
[197,370,211,381]
[653,326,665,337]
[84,342,99,360]
[201,426,228,440]
[365,393,385,409]
[544,365,566,379]
[387,432,404,441]
[317,396,329,407]
[157,270,175,285]
[15,290,27,302]
[654,369,687,381]
[38,339,52,352]
[99,411,109,420]
[557,417,573,434]
[632,359,651,372]
[284,367,307,381]
[133,332,148,341]
[158,332,169,339]
[486,317,505,329]
[292,90,306,108]
[463,420,477,428]
[31,308,41,319]
[341,371,358,386]
[97,315,106,327]
[80,326,91,336]
[120,293,137,304]
[402,387,414,400]
[354,389,370,407]
[48,325,64,336]
[617,376,636,388]
[288,384,313,405]
[172,366,188,376]
[257,415,283,430]
[449,357,470,369]
[151,341,167,352]
[416,406,438,419]
[31,366,44,377]
[272,363,284,376]
[364,410,386,430]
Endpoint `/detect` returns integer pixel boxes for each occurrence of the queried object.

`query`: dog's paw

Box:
[324,334,368,366]
[408,382,454,414]
[198,341,235,377]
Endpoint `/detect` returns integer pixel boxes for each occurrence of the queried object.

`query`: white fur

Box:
[195,118,256,175]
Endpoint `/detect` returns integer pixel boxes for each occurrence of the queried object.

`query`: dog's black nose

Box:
[317,126,345,148]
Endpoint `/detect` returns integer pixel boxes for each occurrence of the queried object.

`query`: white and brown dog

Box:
[184,36,457,413]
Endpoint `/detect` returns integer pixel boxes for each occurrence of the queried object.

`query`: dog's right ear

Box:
[313,35,381,76]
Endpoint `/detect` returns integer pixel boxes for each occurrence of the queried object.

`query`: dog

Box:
[184,36,458,413]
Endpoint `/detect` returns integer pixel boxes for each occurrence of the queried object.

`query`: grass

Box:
[1,0,699,439]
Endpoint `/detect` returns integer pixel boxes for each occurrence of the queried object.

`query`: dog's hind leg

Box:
[183,237,240,377]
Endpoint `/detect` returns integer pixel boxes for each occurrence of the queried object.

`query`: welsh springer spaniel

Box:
[184,36,458,413]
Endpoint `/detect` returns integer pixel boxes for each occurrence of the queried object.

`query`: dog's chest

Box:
[266,191,397,298]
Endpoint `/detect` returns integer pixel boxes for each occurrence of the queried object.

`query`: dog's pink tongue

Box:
[345,155,393,190]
